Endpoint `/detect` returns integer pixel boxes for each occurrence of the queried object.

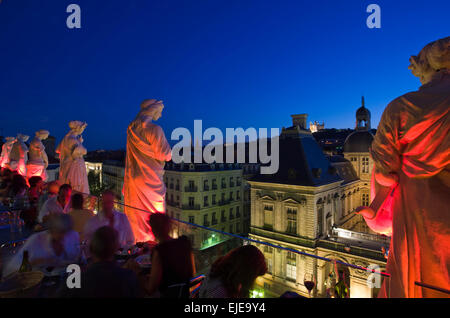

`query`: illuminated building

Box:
[102,160,125,202]
[164,162,246,250]
[309,121,325,133]
[85,161,103,184]
[248,113,387,298]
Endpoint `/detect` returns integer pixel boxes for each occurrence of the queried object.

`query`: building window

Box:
[176,179,180,191]
[212,194,216,205]
[236,191,240,200]
[264,204,273,230]
[266,257,273,274]
[286,252,297,281]
[204,180,209,191]
[229,208,234,220]
[286,208,297,235]
[221,210,226,222]
[362,157,369,173]
[189,197,195,207]
[236,223,240,233]
[204,196,209,207]
[362,193,369,206]
[188,216,195,224]
[229,192,233,201]
[222,178,226,188]
[212,179,217,190]
[236,206,240,218]
[229,224,233,234]
[212,212,217,225]
[203,214,209,226]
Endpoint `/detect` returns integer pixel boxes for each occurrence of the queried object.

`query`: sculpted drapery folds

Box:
[26,130,50,181]
[0,136,16,169]
[358,36,450,298]
[8,134,29,177]
[123,99,172,243]
[56,121,90,195]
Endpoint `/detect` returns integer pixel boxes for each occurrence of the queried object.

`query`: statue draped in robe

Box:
[0,137,16,169]
[27,130,50,181]
[358,37,450,298]
[56,121,89,194]
[123,99,172,242]
[8,134,29,177]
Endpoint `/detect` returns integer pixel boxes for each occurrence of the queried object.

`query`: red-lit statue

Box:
[56,121,90,195]
[8,134,29,177]
[357,37,450,298]
[26,130,50,181]
[123,99,172,242]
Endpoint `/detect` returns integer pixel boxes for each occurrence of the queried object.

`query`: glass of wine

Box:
[304,273,316,297]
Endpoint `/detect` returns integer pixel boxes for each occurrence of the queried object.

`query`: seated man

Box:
[37,180,60,212]
[68,193,94,236]
[3,214,80,277]
[69,226,140,297]
[37,184,72,223]
[82,190,135,250]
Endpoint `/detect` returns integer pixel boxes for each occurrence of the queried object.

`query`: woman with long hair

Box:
[200,245,267,298]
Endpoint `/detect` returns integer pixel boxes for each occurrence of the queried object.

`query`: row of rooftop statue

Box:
[0,121,90,195]
[0,36,449,298]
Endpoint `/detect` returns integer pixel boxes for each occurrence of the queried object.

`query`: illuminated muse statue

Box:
[123,99,172,242]
[357,36,450,298]
[8,134,29,177]
[26,130,50,181]
[56,121,89,194]
[0,137,16,169]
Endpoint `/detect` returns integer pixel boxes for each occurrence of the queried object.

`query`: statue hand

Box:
[355,206,376,220]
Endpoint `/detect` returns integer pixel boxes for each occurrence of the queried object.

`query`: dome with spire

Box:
[344,96,374,153]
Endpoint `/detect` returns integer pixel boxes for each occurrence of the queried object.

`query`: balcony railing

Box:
[184,186,198,192]
[182,204,201,210]
[10,190,450,299]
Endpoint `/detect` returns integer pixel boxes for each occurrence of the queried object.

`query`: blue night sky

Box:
[0,0,449,150]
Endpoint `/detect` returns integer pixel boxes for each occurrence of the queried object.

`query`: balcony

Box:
[185,186,198,192]
[182,204,201,210]
[218,199,230,206]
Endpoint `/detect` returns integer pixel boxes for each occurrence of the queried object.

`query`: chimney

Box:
[291,114,308,130]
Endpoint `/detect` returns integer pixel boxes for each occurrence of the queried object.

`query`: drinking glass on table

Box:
[304,273,316,297]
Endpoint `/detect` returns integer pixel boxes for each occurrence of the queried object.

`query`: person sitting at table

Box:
[142,212,196,298]
[199,245,267,298]
[82,190,135,251]
[2,213,80,277]
[37,184,72,224]
[68,226,141,298]
[68,193,94,236]
[37,180,60,212]
[28,176,44,204]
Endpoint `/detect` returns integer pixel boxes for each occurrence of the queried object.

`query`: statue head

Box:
[409,36,450,84]
[17,134,29,142]
[69,121,87,135]
[140,99,164,121]
[35,130,50,140]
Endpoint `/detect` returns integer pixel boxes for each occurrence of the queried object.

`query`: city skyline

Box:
[1,0,449,150]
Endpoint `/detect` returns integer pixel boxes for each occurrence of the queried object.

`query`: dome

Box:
[356,105,371,119]
[343,130,374,153]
